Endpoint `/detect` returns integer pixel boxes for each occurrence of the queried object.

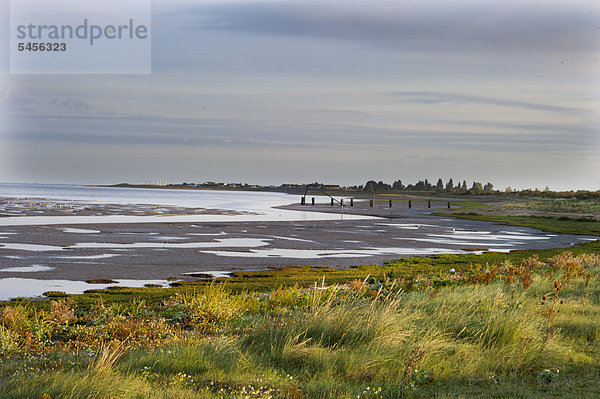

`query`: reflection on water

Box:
[0,278,172,301]
[184,270,232,279]
[54,254,121,260]
[69,238,271,249]
[62,227,101,234]
[0,265,55,272]
[203,247,473,259]
[0,243,66,252]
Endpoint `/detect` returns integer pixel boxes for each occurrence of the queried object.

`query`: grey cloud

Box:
[393,91,582,113]
[49,98,92,111]
[3,92,37,112]
[186,1,599,54]
[10,112,594,154]
[4,90,94,113]
[438,118,599,136]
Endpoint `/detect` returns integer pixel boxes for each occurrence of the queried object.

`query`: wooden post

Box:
[301,196,305,205]
[369,199,373,207]
[331,198,334,206]
[340,199,344,207]
[408,200,412,208]
[428,200,431,208]
[447,202,450,209]
[389,199,392,207]
[350,198,354,207]
[312,197,315,205]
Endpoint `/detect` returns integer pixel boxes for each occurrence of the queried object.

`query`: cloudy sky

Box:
[1,0,599,190]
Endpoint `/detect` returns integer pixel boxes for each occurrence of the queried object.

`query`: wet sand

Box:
[0,199,595,285]
[0,197,254,217]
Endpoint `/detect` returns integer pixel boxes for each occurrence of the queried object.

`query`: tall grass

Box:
[1,252,599,397]
[241,285,564,384]
[1,369,203,399]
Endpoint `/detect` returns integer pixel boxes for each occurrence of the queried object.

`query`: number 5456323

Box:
[17,42,67,51]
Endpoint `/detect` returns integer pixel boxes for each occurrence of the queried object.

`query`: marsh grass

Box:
[446,213,600,236]
[504,198,600,215]
[1,368,203,399]
[1,250,599,398]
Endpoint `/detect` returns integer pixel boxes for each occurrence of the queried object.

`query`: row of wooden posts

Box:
[301,197,451,209]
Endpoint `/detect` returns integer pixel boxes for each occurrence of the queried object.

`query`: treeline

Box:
[515,189,600,200]
[361,178,494,194]
[360,179,600,198]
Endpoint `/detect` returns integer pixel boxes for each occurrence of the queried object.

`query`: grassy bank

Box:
[444,212,600,236]
[439,194,600,236]
[2,250,600,398]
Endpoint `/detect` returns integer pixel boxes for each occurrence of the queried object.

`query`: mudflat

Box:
[0,199,593,282]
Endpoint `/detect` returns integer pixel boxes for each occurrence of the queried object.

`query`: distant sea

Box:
[0,183,364,223]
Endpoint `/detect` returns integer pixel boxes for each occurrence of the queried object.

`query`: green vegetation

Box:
[1,250,600,398]
[435,194,600,237]
[1,193,599,397]
[447,214,600,236]
[502,198,600,214]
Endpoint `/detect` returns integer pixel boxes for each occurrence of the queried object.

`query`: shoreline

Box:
[0,187,597,301]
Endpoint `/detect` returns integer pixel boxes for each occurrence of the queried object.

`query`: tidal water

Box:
[0,183,364,224]
[0,183,596,300]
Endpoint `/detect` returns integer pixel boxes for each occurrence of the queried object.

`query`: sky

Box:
[1,0,599,190]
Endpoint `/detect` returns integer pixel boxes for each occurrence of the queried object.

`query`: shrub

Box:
[165,284,249,330]
[47,299,77,324]
[1,303,52,351]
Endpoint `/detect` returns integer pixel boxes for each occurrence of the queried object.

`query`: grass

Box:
[437,195,600,236]
[444,213,600,236]
[1,250,599,398]
[1,195,599,397]
[502,198,600,214]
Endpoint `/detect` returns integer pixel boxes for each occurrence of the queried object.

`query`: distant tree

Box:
[424,179,432,190]
[483,182,494,193]
[392,180,405,190]
[446,178,454,191]
[414,180,426,191]
[364,180,377,191]
[505,186,513,193]
[461,180,467,190]
[471,182,483,192]
[377,181,392,190]
[436,178,444,191]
